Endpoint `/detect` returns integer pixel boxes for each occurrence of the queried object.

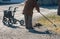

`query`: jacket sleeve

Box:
[34,0,40,12]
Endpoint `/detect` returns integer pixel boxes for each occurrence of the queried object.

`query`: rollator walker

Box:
[2,6,24,26]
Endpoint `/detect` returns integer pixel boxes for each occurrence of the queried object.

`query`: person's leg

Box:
[58,5,60,15]
[24,14,29,29]
[27,15,33,29]
[24,14,33,29]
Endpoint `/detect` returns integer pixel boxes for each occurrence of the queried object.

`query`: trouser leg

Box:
[24,14,29,28]
[58,5,60,15]
[28,15,33,28]
[24,14,33,29]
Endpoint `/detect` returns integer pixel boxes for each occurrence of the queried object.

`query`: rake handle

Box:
[39,12,54,24]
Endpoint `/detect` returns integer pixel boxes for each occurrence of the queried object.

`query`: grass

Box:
[37,13,60,34]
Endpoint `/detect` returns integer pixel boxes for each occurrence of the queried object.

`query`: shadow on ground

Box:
[28,29,52,34]
[7,25,20,29]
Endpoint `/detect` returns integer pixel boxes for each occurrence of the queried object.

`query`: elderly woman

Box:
[22,0,40,29]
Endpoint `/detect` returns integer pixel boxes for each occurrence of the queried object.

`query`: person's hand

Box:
[38,10,40,13]
[37,9,40,13]
[22,13,24,14]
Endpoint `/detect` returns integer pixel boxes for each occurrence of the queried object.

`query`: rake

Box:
[39,12,57,27]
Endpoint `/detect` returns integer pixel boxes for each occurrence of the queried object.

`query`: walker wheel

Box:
[19,20,24,25]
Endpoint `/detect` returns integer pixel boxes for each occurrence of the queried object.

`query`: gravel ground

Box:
[0,4,60,39]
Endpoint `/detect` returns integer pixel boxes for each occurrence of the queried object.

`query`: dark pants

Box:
[24,14,33,29]
[58,5,60,15]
